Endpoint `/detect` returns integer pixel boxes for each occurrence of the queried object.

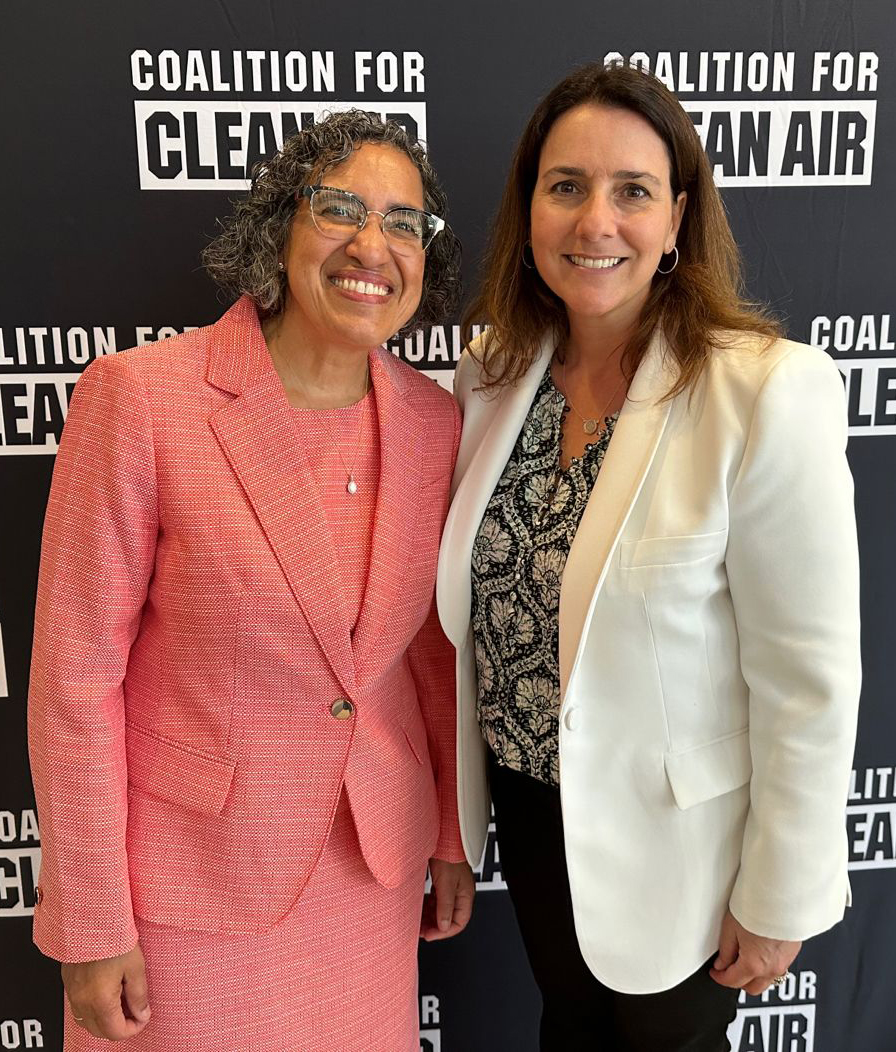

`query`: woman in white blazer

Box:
[437,64,860,1051]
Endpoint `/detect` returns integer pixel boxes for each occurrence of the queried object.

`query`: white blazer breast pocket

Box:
[615,528,732,751]
[618,528,728,579]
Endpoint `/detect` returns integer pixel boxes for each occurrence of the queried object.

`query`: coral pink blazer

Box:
[28,296,463,963]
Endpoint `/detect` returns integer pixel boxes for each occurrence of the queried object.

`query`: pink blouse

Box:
[291,388,379,633]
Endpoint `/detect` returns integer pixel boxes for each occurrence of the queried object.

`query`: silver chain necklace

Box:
[560,355,627,436]
[336,366,370,495]
[273,338,370,495]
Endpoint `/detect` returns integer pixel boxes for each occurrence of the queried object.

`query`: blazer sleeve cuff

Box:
[728,870,851,944]
[34,902,139,965]
[432,826,468,865]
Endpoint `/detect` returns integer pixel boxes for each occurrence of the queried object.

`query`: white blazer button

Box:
[330,699,354,720]
[563,707,579,731]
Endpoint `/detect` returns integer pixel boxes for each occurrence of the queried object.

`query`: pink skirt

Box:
[64,793,426,1052]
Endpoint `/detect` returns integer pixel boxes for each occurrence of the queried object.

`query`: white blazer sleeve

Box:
[726,345,861,940]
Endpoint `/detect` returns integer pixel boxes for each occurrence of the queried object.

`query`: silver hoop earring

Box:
[522,241,536,270]
[277,261,285,272]
[656,246,679,275]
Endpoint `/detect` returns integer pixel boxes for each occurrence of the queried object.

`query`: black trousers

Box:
[488,749,739,1052]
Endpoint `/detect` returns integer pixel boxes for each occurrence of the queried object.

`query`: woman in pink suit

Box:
[28,110,474,1051]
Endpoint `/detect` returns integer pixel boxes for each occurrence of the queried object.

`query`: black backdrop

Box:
[2,2,894,1049]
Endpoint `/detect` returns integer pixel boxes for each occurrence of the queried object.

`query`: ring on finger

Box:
[772,972,793,987]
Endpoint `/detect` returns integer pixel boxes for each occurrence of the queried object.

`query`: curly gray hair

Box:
[202,110,462,336]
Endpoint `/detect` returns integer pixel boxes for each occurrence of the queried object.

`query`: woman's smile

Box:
[564,254,626,270]
[328,267,395,302]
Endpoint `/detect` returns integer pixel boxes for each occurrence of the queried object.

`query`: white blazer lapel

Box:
[437,335,554,648]
[559,333,677,696]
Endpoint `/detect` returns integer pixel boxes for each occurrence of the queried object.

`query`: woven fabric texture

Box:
[28,296,464,985]
[62,793,425,1051]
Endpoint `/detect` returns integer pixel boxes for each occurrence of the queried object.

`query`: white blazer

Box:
[437,329,861,994]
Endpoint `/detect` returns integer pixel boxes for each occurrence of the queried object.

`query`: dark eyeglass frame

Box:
[298,184,445,251]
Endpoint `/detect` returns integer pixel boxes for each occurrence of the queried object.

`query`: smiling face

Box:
[279,142,426,353]
[530,103,686,338]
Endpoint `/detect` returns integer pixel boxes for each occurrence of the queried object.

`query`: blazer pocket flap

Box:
[620,529,727,569]
[664,728,752,811]
[403,716,430,766]
[126,722,236,816]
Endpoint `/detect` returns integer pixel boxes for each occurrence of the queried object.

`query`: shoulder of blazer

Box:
[69,329,202,412]
[86,320,213,390]
[696,332,845,447]
[377,348,458,422]
[706,330,838,389]
[453,336,489,405]
[452,335,518,420]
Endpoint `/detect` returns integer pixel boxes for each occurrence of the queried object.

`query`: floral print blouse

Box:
[471,366,618,786]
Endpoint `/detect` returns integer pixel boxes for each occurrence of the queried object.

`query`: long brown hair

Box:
[464,64,780,395]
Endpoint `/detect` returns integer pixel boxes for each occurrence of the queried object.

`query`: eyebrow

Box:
[541,166,662,187]
[615,169,662,186]
[320,184,423,211]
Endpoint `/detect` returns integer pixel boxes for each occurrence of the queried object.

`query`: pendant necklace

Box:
[275,336,370,496]
[335,363,370,495]
[560,355,627,436]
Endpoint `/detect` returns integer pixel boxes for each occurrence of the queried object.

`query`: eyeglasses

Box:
[299,185,445,253]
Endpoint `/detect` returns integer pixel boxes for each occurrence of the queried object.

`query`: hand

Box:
[61,943,151,1041]
[420,858,475,941]
[710,909,801,994]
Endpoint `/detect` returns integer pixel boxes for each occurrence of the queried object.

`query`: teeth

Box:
[569,255,622,269]
[332,276,390,296]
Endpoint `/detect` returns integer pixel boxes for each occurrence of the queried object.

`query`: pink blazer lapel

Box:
[206,297,356,697]
[350,352,424,670]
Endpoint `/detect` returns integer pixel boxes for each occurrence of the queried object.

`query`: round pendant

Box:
[583,418,599,435]
[346,478,358,495]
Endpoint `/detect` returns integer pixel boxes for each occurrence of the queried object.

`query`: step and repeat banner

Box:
[2,1,894,1049]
